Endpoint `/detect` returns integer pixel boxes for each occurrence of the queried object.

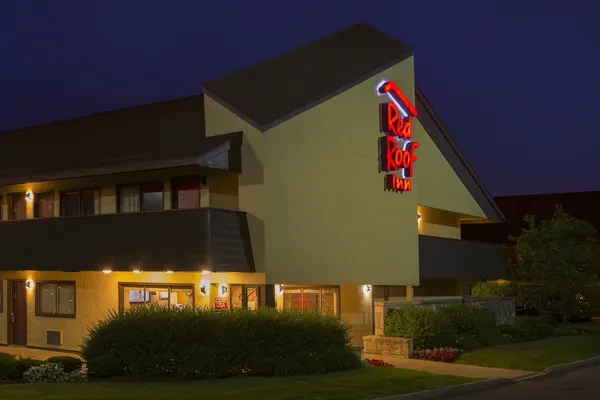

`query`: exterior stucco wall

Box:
[0,272,264,351]
[204,96,265,274]
[340,285,373,346]
[262,58,419,286]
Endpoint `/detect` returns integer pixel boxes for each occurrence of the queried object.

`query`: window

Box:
[120,284,194,310]
[230,285,260,310]
[171,176,204,209]
[61,189,100,216]
[8,193,27,220]
[36,282,76,318]
[283,286,339,316]
[118,183,164,213]
[33,191,54,218]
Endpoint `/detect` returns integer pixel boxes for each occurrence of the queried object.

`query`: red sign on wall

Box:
[376,80,419,193]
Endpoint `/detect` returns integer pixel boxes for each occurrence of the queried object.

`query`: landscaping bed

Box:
[0,368,477,400]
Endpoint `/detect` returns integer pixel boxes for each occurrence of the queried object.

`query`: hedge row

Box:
[82,306,361,378]
[0,354,82,381]
[384,303,503,350]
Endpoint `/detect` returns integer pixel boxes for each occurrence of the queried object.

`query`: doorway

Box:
[9,281,27,346]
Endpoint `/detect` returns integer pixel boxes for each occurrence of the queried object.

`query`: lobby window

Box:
[117,183,164,213]
[33,191,54,218]
[61,189,100,216]
[283,286,339,316]
[36,282,76,318]
[171,176,204,209]
[230,285,260,310]
[7,193,27,220]
[120,284,194,310]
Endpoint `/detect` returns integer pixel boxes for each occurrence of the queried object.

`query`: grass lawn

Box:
[457,324,600,371]
[0,368,475,400]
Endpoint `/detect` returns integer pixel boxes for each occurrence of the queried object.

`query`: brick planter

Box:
[362,335,413,358]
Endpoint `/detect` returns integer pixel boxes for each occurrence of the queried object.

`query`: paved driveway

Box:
[446,365,600,400]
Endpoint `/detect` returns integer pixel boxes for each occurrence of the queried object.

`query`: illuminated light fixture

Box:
[25,280,34,291]
[102,269,112,274]
[25,191,34,203]
[362,285,372,296]
[201,270,212,275]
[133,269,142,274]
[275,284,285,295]
[165,270,174,275]
[199,280,210,296]
[218,283,228,298]
[417,213,422,221]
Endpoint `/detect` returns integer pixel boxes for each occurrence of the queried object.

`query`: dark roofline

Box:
[0,95,200,136]
[493,189,600,199]
[203,54,413,133]
[416,85,505,222]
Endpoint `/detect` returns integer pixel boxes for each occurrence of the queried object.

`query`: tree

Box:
[510,205,600,324]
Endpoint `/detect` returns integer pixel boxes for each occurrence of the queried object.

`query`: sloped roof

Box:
[0,95,243,185]
[203,23,414,131]
[416,86,505,222]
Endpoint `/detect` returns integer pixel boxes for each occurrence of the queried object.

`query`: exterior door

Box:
[9,281,27,345]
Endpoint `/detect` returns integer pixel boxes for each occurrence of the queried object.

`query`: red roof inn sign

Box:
[376,80,419,193]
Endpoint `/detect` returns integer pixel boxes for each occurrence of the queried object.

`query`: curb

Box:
[372,378,514,400]
[543,355,600,374]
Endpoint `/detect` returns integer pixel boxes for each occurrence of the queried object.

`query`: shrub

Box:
[82,306,361,378]
[0,357,19,380]
[539,314,561,328]
[14,358,44,377]
[499,324,531,342]
[46,356,83,373]
[384,307,455,348]
[22,363,87,383]
[439,304,502,350]
[502,317,555,342]
[471,281,511,298]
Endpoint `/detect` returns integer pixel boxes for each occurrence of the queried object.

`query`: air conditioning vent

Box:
[46,330,63,346]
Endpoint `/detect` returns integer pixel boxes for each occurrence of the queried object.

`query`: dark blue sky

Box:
[2,1,599,196]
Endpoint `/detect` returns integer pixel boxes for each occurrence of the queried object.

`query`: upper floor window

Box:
[118,183,164,213]
[171,176,204,209]
[61,189,100,217]
[33,191,54,218]
[8,193,27,220]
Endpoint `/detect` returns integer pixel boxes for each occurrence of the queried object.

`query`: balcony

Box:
[0,208,254,273]
[419,235,506,279]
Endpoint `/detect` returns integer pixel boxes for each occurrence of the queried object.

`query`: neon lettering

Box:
[377,80,419,193]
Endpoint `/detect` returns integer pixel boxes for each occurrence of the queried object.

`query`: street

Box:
[446,365,600,399]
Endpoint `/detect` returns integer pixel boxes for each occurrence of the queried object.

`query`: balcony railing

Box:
[0,208,254,273]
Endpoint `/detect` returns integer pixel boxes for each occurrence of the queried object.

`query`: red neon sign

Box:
[377,80,419,193]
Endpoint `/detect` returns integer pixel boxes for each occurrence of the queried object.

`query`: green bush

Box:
[499,324,531,342]
[439,304,502,350]
[539,314,561,328]
[385,304,503,350]
[14,358,44,378]
[0,357,19,380]
[384,307,456,348]
[46,356,83,373]
[471,281,511,298]
[82,306,361,378]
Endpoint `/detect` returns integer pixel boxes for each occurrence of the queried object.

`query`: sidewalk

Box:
[0,346,79,360]
[364,353,537,379]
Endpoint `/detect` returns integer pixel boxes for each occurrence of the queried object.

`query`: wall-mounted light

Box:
[417,213,422,221]
[25,191,34,203]
[199,280,210,296]
[218,283,228,297]
[133,269,142,274]
[102,269,112,274]
[201,270,212,275]
[165,270,174,275]
[362,284,372,296]
[25,280,34,291]
[275,284,285,295]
